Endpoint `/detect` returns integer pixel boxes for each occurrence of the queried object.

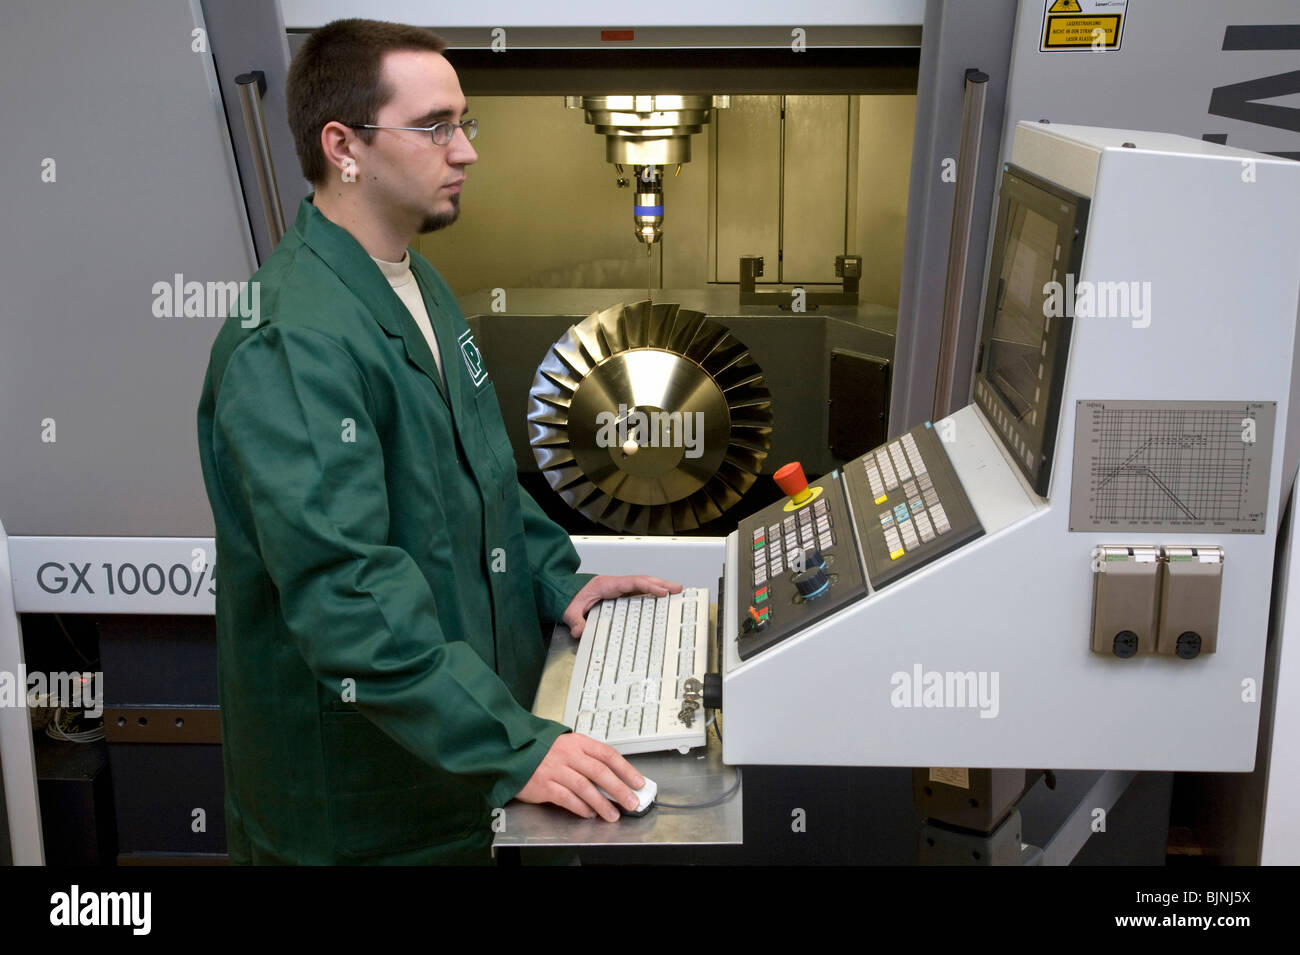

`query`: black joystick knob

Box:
[792,566,830,599]
[804,548,827,570]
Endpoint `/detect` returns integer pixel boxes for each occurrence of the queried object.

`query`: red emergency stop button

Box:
[774,461,814,505]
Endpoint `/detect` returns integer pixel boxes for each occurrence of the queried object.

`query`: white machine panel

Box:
[722,124,1300,771]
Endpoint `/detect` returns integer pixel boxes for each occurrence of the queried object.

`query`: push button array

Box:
[867,463,886,503]
[870,437,954,560]
[750,490,837,583]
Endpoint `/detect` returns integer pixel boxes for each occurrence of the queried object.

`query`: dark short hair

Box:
[287,19,448,185]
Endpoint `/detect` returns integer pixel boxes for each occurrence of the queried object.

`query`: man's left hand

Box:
[563,575,682,638]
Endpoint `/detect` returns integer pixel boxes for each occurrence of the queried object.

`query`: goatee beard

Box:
[419,196,460,234]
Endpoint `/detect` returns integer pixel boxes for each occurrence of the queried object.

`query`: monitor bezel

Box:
[973,163,1090,497]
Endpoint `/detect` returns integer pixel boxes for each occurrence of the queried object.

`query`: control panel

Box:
[841,422,984,590]
[735,463,868,661]
[731,424,983,662]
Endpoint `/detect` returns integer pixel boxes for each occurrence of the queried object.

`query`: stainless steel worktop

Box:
[492,606,742,854]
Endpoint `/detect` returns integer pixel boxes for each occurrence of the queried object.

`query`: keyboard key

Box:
[933,510,951,535]
[904,441,926,475]
[678,649,695,676]
[867,464,884,498]
[612,707,628,731]
[576,711,594,734]
[889,443,912,481]
[878,453,898,489]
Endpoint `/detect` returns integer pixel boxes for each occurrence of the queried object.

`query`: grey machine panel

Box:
[1069,400,1275,534]
[0,0,256,538]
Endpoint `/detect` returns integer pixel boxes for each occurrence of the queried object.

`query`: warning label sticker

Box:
[929,768,970,789]
[1040,0,1127,52]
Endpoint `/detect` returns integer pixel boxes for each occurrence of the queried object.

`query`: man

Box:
[196,18,676,864]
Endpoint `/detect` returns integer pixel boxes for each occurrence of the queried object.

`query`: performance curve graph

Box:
[1069,400,1274,534]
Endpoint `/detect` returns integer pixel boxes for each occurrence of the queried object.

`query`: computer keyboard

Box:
[563,588,710,755]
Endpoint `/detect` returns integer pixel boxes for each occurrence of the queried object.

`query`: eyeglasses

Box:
[346,118,478,146]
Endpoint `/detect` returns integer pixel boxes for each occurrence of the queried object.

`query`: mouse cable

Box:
[653,766,742,811]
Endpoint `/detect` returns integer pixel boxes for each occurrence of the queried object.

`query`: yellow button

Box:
[874,494,888,505]
[889,547,905,560]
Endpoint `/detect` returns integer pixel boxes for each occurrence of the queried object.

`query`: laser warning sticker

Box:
[1040,0,1127,52]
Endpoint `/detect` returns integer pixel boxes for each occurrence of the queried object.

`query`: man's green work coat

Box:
[196,198,589,864]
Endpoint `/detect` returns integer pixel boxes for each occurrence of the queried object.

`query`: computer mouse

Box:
[599,777,657,817]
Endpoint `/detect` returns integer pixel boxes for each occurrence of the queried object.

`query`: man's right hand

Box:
[515,733,644,822]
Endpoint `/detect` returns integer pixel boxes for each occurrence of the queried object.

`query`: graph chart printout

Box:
[1070,400,1274,534]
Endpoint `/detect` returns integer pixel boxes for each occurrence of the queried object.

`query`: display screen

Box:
[975,164,1088,496]
[985,204,1058,420]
